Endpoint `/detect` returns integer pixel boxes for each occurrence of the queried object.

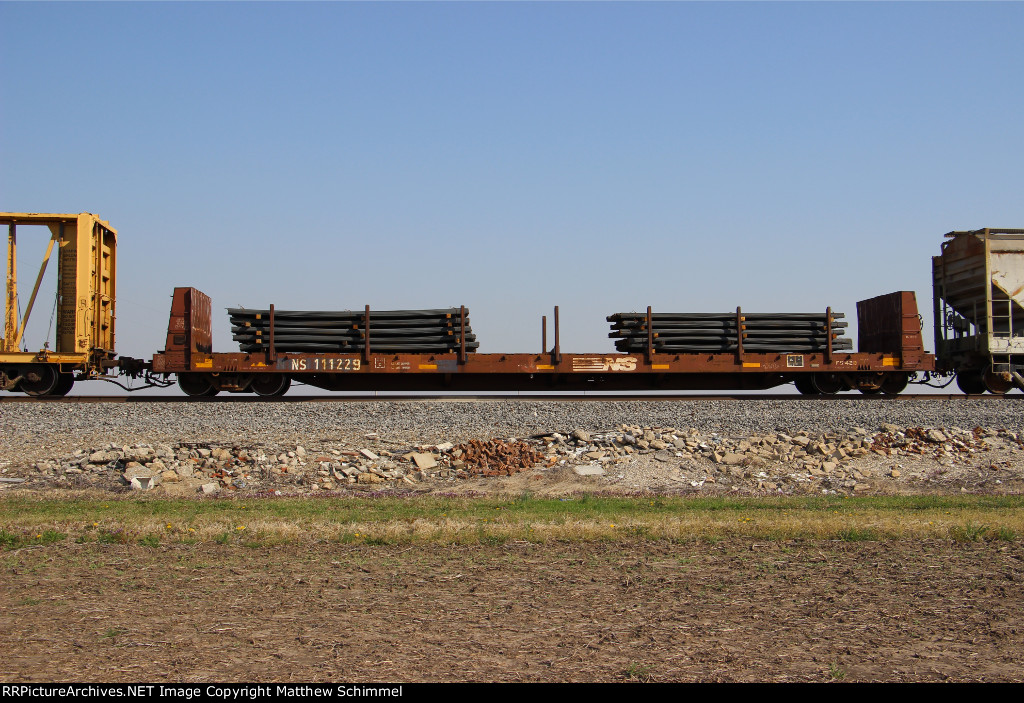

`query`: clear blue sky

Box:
[3,2,1022,377]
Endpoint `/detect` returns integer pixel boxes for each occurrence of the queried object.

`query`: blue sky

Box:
[3,2,1022,382]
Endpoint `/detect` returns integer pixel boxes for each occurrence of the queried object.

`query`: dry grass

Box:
[0,491,1020,547]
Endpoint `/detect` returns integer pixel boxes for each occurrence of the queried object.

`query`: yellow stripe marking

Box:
[418,364,437,370]
[652,364,670,370]
[536,364,555,370]
[742,362,761,368]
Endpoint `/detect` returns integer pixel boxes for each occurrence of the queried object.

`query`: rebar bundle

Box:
[229,308,479,354]
[608,311,851,353]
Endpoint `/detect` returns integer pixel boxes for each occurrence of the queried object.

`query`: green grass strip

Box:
[0,493,1021,547]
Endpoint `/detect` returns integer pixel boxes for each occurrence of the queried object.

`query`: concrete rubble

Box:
[4,423,1023,496]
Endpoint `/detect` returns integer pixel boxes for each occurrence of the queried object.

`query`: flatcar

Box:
[144,287,929,397]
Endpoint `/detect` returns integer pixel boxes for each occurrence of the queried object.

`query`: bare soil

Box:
[2,539,1022,682]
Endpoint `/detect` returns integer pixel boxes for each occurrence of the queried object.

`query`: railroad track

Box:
[1,393,1019,403]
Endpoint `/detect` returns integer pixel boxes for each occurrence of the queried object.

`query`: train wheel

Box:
[956,370,985,395]
[52,373,75,397]
[812,373,845,395]
[20,365,73,397]
[251,375,291,397]
[178,373,217,397]
[794,376,819,395]
[881,373,909,395]
[983,368,1013,395]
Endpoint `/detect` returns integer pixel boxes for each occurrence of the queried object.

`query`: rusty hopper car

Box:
[933,228,1024,394]
[148,287,933,397]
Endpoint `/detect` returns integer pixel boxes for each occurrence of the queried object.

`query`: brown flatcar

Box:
[143,287,931,397]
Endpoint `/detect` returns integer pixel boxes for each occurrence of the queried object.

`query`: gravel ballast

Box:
[3,398,1024,453]
[3,398,1024,497]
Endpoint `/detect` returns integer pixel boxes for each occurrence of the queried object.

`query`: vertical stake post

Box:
[736,307,744,363]
[459,305,466,364]
[825,306,833,366]
[268,304,276,363]
[553,306,561,365]
[364,305,371,363]
[646,306,654,363]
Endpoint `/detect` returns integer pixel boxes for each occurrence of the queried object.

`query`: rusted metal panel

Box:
[857,291,924,355]
[188,290,212,355]
[164,287,212,362]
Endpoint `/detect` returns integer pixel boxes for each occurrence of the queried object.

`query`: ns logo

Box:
[572,357,638,372]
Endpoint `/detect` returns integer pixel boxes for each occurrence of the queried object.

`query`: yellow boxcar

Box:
[1,212,117,396]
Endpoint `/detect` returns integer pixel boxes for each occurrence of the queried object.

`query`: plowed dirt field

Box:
[2,539,1021,682]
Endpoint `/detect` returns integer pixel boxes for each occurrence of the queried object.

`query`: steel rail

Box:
[0,393,1018,403]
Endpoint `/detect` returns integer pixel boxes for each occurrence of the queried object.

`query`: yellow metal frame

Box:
[1,212,117,375]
